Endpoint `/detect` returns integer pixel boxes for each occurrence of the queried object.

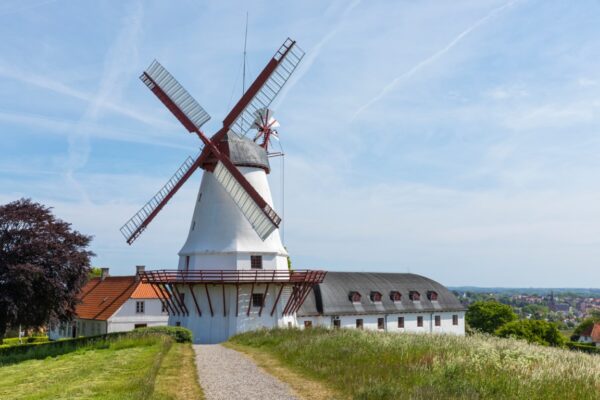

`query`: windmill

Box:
[120,38,304,245]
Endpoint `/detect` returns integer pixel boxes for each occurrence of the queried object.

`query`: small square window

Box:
[398,317,404,328]
[333,319,341,329]
[250,255,263,269]
[136,301,145,314]
[304,320,313,328]
[356,319,364,329]
[175,321,181,327]
[252,293,264,308]
[377,317,384,330]
[453,315,459,326]
[417,316,423,327]
[435,315,441,326]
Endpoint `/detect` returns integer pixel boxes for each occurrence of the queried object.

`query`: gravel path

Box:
[193,344,299,400]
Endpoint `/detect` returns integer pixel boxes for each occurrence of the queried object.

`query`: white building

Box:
[296,272,465,335]
[49,267,168,340]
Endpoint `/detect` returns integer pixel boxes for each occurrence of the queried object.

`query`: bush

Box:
[133,326,192,343]
[567,341,600,354]
[496,319,566,347]
[466,300,517,334]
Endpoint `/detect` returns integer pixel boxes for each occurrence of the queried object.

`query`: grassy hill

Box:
[230,328,600,400]
[0,331,203,400]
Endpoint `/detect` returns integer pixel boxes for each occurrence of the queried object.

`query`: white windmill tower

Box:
[120,39,326,343]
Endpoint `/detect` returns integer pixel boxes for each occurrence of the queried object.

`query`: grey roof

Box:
[297,272,466,317]
[222,131,270,172]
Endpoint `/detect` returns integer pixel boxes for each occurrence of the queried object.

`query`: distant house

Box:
[578,322,600,347]
[49,266,168,340]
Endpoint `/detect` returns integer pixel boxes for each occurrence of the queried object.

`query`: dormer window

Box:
[390,291,402,302]
[409,291,421,301]
[370,291,382,303]
[349,291,361,303]
[427,291,438,301]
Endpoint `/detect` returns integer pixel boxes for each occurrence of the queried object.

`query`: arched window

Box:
[390,291,402,302]
[427,291,438,301]
[370,291,382,303]
[409,291,421,301]
[349,291,361,303]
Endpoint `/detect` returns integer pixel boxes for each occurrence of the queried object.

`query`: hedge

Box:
[567,341,600,354]
[133,326,192,343]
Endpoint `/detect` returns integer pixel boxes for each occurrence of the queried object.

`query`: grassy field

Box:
[0,333,203,400]
[230,328,600,400]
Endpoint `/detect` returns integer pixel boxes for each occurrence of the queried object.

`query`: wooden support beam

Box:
[235,284,239,317]
[205,284,214,317]
[162,284,181,316]
[222,284,227,317]
[169,284,187,316]
[270,284,285,317]
[258,283,269,317]
[188,284,202,316]
[247,282,255,317]
[149,283,171,315]
[172,284,189,316]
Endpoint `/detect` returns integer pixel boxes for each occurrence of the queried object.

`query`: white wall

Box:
[107,298,169,333]
[297,311,465,335]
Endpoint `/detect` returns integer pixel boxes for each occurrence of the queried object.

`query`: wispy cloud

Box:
[66,2,145,202]
[273,0,361,108]
[352,0,518,120]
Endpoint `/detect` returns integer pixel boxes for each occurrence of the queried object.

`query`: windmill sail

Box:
[120,155,201,244]
[141,61,211,132]
[223,38,304,138]
[213,160,280,240]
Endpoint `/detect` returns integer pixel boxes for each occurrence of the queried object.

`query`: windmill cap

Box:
[222,131,270,172]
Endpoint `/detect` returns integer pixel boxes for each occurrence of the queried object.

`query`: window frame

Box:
[136,301,145,314]
[377,317,385,330]
[390,291,402,302]
[435,315,441,326]
[356,318,364,330]
[409,291,421,301]
[349,291,362,303]
[333,319,341,329]
[250,255,263,269]
[452,314,459,326]
[417,315,423,327]
[304,320,313,328]
[370,291,383,303]
[398,316,405,328]
[427,291,439,301]
[252,293,264,308]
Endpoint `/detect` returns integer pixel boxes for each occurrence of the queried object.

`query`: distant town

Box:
[451,287,600,334]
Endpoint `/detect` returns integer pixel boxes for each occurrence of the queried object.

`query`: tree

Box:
[0,199,94,342]
[496,319,566,347]
[571,316,600,341]
[466,300,517,334]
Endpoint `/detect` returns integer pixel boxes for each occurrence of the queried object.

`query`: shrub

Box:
[496,319,566,347]
[567,341,600,354]
[466,300,517,334]
[133,326,192,343]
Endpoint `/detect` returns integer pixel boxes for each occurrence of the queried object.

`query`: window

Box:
[453,315,459,326]
[134,324,147,329]
[304,320,313,328]
[417,316,423,327]
[356,319,364,329]
[370,291,382,303]
[398,317,404,328]
[349,291,362,303]
[179,293,185,306]
[185,256,190,270]
[427,291,438,301]
[136,301,145,313]
[435,315,441,326]
[377,317,385,330]
[409,291,421,301]
[333,319,341,329]
[161,303,168,313]
[390,291,402,302]
[252,293,264,308]
[250,255,263,269]
[175,321,181,327]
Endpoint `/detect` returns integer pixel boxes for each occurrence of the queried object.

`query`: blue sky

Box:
[1,0,599,287]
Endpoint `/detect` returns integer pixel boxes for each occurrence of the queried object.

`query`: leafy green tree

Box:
[89,267,103,278]
[496,319,566,347]
[571,316,600,341]
[466,300,517,334]
[0,199,94,342]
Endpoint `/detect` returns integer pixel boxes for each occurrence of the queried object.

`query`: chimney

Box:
[135,265,145,281]
[100,268,109,281]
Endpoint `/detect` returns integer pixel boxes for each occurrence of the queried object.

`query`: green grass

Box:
[230,328,600,400]
[0,333,202,400]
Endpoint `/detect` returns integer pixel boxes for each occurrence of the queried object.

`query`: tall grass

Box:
[230,328,600,400]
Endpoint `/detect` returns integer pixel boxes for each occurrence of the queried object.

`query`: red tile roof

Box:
[77,276,138,320]
[131,282,165,299]
[591,323,600,343]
